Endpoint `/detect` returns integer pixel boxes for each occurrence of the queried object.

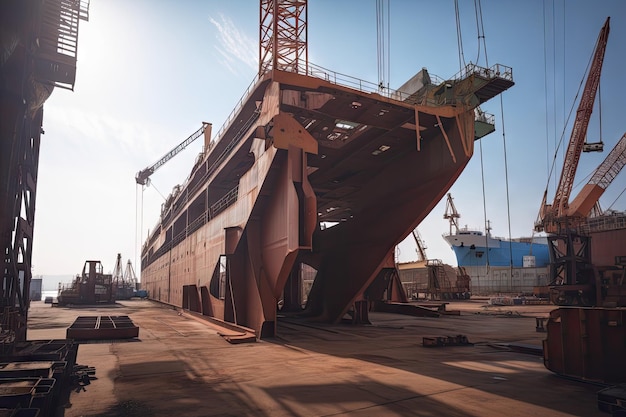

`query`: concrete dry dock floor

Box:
[26,300,606,417]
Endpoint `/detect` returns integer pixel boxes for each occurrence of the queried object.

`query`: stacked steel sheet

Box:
[0,340,80,417]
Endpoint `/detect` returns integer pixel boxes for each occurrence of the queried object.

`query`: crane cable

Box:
[540,25,603,207]
[135,178,168,277]
[473,0,488,67]
[607,187,626,211]
[135,185,141,276]
[472,0,514,277]
[500,94,514,275]
[454,0,466,71]
[542,1,551,196]
[376,0,390,91]
[478,130,491,271]
[455,0,493,274]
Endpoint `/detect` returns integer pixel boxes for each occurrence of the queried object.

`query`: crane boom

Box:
[443,193,460,235]
[552,17,610,218]
[411,229,428,262]
[567,132,626,217]
[135,122,211,185]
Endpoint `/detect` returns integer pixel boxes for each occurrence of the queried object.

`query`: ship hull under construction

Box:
[141,65,513,337]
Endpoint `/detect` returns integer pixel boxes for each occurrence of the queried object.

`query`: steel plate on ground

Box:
[66,316,139,340]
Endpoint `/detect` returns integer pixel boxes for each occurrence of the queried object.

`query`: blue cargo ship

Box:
[443,225,551,294]
[441,194,550,293]
[443,227,550,268]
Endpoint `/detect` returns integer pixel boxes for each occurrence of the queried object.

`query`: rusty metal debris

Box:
[422,335,473,348]
[489,342,543,356]
[536,317,548,332]
[0,339,84,416]
[597,384,626,416]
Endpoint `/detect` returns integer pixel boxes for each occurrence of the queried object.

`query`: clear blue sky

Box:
[33,0,626,279]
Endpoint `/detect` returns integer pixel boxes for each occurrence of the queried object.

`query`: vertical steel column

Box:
[1,106,42,342]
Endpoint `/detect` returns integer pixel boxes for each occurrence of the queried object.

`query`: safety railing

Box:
[452,62,513,83]
[144,184,241,268]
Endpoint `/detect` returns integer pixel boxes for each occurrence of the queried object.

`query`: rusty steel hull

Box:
[588,214,626,268]
[141,66,513,338]
[543,307,626,383]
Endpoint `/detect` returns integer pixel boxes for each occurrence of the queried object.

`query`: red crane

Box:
[567,132,626,218]
[537,17,610,233]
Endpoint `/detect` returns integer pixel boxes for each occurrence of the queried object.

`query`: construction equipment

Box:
[111,254,137,300]
[567,133,626,219]
[545,134,626,306]
[537,18,626,385]
[443,192,461,235]
[411,229,428,263]
[135,123,212,186]
[124,259,139,289]
[534,17,626,307]
[57,261,113,306]
[425,259,471,300]
[405,224,470,300]
[536,17,610,234]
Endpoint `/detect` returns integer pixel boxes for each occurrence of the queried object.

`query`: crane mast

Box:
[443,193,461,235]
[259,0,307,75]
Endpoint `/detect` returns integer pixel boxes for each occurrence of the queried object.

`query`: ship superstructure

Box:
[140,1,513,337]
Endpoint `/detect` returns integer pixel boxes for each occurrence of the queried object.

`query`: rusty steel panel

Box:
[543,307,626,383]
[66,316,139,340]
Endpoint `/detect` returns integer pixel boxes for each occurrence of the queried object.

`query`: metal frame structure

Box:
[1,0,89,345]
[259,0,308,75]
[443,193,461,235]
[546,231,597,306]
[568,133,626,218]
